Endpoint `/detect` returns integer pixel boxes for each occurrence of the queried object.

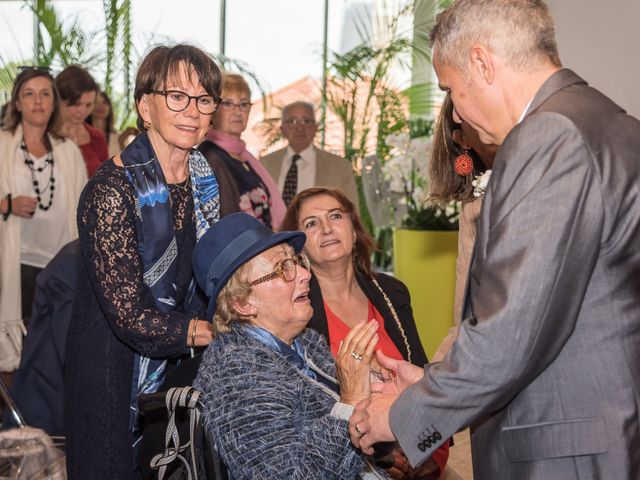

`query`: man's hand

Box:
[370,350,424,395]
[349,393,398,455]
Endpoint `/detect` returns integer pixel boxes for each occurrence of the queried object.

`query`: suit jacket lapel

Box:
[526,69,586,119]
[462,69,587,322]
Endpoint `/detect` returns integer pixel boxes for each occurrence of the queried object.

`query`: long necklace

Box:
[371,277,412,362]
[21,139,55,211]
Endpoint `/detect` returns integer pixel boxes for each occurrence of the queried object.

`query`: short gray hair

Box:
[431,0,561,74]
[282,101,316,122]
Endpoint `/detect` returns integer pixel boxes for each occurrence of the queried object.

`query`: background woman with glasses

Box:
[199,72,286,228]
[64,44,220,479]
[0,67,86,372]
[192,212,382,479]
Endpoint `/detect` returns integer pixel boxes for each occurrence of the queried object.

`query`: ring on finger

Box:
[354,422,364,437]
[351,351,364,361]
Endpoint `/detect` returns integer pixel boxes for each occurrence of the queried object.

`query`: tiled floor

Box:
[444,429,473,480]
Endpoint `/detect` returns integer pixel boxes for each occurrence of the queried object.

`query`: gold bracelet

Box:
[191,318,199,348]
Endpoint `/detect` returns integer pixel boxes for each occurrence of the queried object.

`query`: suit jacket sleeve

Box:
[338,160,359,210]
[389,112,604,466]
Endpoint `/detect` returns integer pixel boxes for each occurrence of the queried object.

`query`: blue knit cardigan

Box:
[194,323,365,479]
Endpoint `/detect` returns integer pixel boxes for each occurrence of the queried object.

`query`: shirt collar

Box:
[517,96,535,124]
[285,143,315,163]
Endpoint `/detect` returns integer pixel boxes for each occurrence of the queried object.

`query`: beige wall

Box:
[547,0,640,119]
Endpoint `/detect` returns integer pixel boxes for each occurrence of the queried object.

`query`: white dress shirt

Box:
[277,144,316,194]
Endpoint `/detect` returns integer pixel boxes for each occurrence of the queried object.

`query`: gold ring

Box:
[351,351,364,361]
[355,422,364,437]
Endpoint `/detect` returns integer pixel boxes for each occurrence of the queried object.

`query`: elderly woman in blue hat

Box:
[193,212,385,479]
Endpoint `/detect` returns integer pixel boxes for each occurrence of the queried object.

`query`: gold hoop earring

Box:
[143,120,151,129]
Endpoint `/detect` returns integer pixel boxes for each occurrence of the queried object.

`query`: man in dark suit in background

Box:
[349,0,640,478]
[261,101,358,207]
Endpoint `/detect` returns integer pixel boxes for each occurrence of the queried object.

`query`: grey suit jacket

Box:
[261,146,359,208]
[390,69,640,479]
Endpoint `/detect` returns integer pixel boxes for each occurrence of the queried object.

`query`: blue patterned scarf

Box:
[121,133,220,446]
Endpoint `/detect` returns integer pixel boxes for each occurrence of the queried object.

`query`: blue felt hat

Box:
[193,212,306,321]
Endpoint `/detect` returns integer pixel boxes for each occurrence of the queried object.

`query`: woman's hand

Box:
[336,320,379,405]
[188,319,214,347]
[11,196,38,218]
[384,447,439,480]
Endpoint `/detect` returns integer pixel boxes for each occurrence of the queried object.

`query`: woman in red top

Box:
[281,187,449,479]
[56,65,108,176]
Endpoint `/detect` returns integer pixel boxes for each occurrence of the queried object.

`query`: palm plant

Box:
[102,0,132,111]
[28,0,101,70]
[322,0,451,267]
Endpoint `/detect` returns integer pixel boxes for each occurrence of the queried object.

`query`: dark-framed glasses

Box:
[218,100,252,112]
[249,252,310,286]
[282,118,315,126]
[150,90,219,115]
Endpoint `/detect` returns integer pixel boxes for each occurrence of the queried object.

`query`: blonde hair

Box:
[221,72,251,98]
[213,261,254,334]
[431,0,561,75]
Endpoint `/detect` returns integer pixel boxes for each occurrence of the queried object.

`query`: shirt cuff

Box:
[330,402,355,420]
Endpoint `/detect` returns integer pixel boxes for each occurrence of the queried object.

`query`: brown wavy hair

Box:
[55,65,99,106]
[281,187,376,278]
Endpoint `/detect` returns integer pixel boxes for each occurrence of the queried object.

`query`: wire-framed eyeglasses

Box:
[150,90,220,115]
[282,118,315,126]
[218,100,252,112]
[249,253,310,286]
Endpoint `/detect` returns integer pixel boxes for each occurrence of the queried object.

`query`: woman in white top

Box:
[0,67,87,371]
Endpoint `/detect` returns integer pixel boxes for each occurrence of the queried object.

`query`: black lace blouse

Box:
[76,160,195,356]
[65,159,199,478]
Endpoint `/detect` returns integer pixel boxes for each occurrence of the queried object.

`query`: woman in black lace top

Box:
[64,45,222,479]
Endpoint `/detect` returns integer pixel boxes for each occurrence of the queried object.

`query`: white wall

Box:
[547,0,640,119]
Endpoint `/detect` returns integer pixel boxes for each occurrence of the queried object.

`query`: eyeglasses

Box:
[150,90,219,115]
[218,100,252,112]
[249,252,310,286]
[282,118,315,126]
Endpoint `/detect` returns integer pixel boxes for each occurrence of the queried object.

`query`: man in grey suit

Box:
[348,1,640,478]
[261,101,359,207]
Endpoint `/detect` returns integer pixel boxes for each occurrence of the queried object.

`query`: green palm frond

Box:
[102,0,132,97]
[27,0,100,70]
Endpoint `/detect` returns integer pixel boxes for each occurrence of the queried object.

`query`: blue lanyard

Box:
[243,325,340,394]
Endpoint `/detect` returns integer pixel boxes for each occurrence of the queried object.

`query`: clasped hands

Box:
[335,320,425,454]
[348,349,424,455]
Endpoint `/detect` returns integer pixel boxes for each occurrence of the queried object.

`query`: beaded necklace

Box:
[21,139,55,211]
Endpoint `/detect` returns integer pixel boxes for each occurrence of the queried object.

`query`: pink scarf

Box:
[205,129,286,228]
